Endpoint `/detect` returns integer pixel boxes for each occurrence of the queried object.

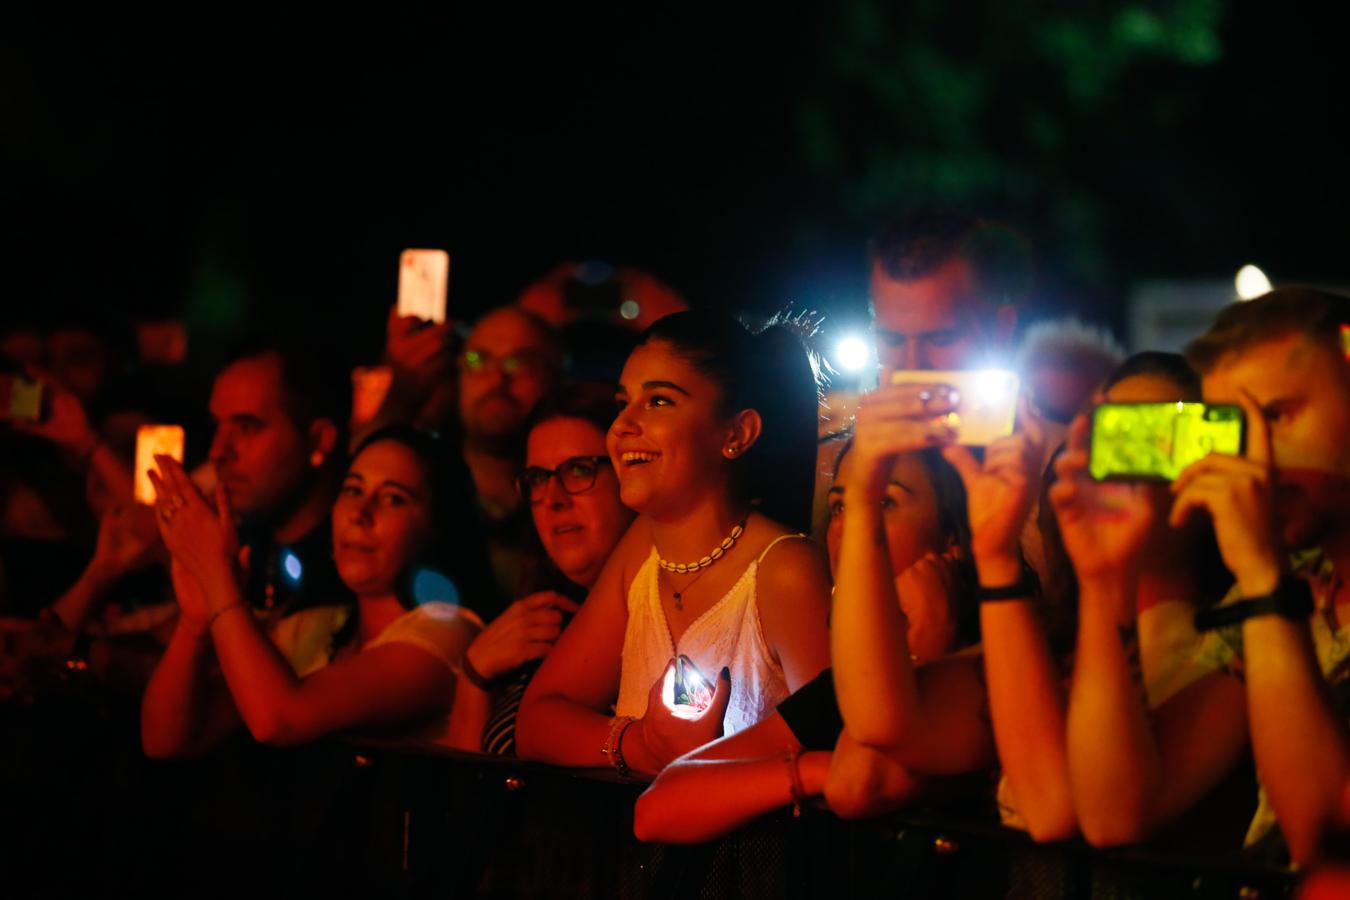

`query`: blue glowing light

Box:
[411,568,461,607]
[281,550,303,585]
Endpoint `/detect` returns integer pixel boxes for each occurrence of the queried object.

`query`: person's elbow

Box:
[1020,806,1078,844]
[141,723,189,760]
[240,702,312,748]
[633,785,681,843]
[1076,803,1152,849]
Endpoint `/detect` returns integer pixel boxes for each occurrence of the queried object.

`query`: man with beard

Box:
[1066,288,1350,866]
[456,308,564,598]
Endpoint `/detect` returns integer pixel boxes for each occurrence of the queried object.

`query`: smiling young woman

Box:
[514,311,833,777]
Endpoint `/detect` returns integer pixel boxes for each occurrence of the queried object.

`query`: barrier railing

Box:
[0,699,1302,899]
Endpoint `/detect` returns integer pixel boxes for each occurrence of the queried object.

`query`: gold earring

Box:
[310,451,325,467]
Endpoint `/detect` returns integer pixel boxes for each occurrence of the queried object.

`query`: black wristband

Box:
[1193,578,1314,632]
[976,569,1041,603]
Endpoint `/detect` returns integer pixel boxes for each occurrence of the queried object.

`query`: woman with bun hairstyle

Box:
[515,311,832,777]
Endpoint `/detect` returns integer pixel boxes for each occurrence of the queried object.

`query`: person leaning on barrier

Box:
[445,387,635,755]
[1066,288,1350,866]
[634,438,977,843]
[514,310,832,777]
[141,425,495,755]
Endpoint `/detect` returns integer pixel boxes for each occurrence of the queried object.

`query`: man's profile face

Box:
[871,257,987,376]
[458,309,559,442]
[1202,333,1350,550]
[208,353,311,520]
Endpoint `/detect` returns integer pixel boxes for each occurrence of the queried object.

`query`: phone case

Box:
[397,249,450,324]
[1089,402,1243,481]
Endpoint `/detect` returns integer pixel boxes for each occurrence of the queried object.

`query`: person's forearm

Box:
[207,586,309,745]
[88,442,133,502]
[444,678,492,752]
[141,618,216,758]
[1244,614,1350,864]
[981,598,1075,842]
[513,694,626,769]
[634,752,824,843]
[832,501,919,747]
[49,562,117,632]
[1066,575,1160,846]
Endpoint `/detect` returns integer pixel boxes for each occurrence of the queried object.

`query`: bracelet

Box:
[976,568,1041,603]
[602,715,637,777]
[783,749,806,818]
[1194,578,1314,632]
[206,602,248,630]
[457,652,495,692]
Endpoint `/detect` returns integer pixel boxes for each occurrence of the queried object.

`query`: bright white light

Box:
[619,299,641,320]
[834,336,871,372]
[282,551,303,585]
[1235,265,1273,301]
[976,369,1016,405]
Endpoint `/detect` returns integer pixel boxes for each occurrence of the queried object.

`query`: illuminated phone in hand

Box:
[888,369,1020,445]
[1089,402,1244,482]
[664,655,714,720]
[397,249,450,324]
[134,425,186,504]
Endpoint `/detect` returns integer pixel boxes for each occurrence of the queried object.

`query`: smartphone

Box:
[397,249,450,324]
[888,369,1020,446]
[1089,402,1244,482]
[664,654,714,719]
[0,374,43,422]
[350,365,393,429]
[134,425,186,505]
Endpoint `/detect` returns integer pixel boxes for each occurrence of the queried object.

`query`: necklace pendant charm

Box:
[673,591,683,611]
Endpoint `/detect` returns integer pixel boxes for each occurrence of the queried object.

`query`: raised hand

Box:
[943,433,1043,581]
[848,382,958,500]
[464,591,582,682]
[894,548,961,662]
[89,503,162,581]
[1049,415,1160,583]
[630,660,732,773]
[1170,389,1282,594]
[11,371,99,458]
[385,304,456,392]
[148,455,240,594]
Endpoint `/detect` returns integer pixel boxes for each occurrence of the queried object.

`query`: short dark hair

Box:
[1103,351,1201,400]
[868,209,982,282]
[524,381,618,438]
[1185,287,1350,375]
[639,310,822,533]
[221,334,351,435]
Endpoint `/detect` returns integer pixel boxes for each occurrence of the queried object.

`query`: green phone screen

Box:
[1089,402,1244,481]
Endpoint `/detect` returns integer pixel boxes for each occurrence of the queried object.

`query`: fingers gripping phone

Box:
[0,374,44,422]
[397,249,450,324]
[888,369,1020,445]
[1089,402,1244,482]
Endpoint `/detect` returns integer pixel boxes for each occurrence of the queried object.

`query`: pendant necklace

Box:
[658,517,748,612]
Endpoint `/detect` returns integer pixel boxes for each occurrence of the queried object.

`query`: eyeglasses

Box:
[516,456,612,503]
[460,348,552,377]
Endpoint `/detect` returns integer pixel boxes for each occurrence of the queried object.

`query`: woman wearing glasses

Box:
[515,311,832,777]
[445,388,635,754]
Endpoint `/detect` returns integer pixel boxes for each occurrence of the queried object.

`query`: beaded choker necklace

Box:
[658,519,747,575]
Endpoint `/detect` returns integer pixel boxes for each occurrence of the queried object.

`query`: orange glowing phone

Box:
[397,249,450,323]
[134,425,186,505]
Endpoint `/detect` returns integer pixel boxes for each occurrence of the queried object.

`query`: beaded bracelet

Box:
[603,715,637,777]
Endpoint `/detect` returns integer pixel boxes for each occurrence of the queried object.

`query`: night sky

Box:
[4,3,1348,361]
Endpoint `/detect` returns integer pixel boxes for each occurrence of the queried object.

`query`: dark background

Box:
[3,2,1347,361]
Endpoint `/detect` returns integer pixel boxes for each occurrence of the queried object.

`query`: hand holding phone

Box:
[397,249,450,324]
[1089,402,1244,482]
[0,374,44,422]
[887,369,1020,446]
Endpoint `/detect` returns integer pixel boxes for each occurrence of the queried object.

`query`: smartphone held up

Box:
[663,655,715,721]
[134,425,186,505]
[1089,402,1244,482]
[397,249,450,324]
[888,369,1020,446]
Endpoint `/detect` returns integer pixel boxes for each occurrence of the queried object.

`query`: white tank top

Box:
[614,534,804,735]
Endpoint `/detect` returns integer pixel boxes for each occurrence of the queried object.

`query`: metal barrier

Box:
[0,699,1302,899]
